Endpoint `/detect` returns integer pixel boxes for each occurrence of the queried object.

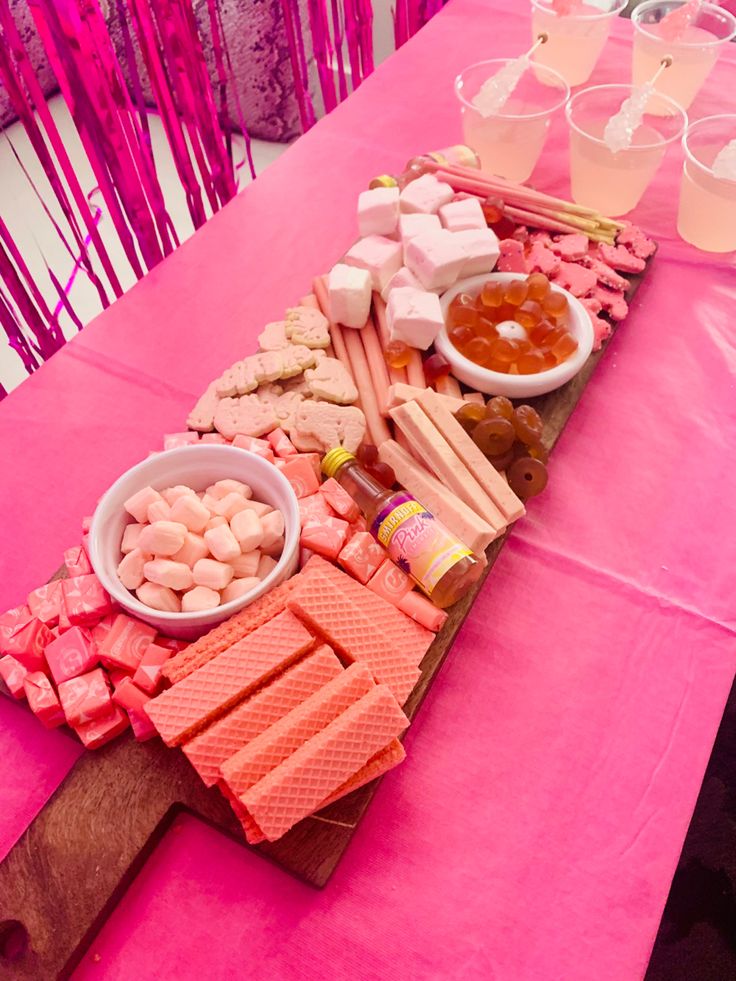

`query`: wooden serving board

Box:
[0,262,652,979]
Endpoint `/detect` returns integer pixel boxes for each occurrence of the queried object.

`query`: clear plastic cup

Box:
[632,1,736,113]
[677,114,736,252]
[566,83,687,216]
[531,0,628,87]
[454,59,569,183]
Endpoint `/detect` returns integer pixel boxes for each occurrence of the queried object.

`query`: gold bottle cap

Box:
[321,447,356,479]
[368,175,398,189]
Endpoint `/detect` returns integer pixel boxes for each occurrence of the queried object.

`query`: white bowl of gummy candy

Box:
[435,272,594,399]
[89,445,300,639]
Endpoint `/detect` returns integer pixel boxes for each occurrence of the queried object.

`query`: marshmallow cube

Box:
[182,586,221,613]
[204,523,241,562]
[387,287,445,351]
[193,558,235,591]
[260,510,285,549]
[210,478,252,500]
[230,551,261,578]
[404,230,468,290]
[143,559,194,591]
[213,492,250,520]
[121,523,144,554]
[137,582,181,612]
[453,227,501,277]
[171,532,209,568]
[169,494,210,533]
[160,485,198,506]
[399,174,454,215]
[117,548,149,590]
[124,486,163,523]
[328,263,372,329]
[221,577,261,604]
[357,186,400,238]
[230,509,264,552]
[343,235,403,292]
[439,197,487,232]
[138,520,188,557]
[380,266,424,303]
[398,212,442,245]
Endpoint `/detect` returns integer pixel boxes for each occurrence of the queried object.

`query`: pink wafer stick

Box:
[372,295,407,387]
[436,375,462,399]
[360,317,391,415]
[342,325,392,446]
[395,427,421,463]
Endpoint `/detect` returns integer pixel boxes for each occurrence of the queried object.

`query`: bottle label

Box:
[372,494,472,595]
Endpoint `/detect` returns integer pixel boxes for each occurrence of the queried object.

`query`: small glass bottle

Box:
[322,449,484,609]
[369,144,481,191]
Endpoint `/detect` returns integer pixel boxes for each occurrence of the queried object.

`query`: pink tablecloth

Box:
[2,2,735,978]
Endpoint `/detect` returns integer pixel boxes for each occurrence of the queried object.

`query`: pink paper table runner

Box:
[1,2,735,978]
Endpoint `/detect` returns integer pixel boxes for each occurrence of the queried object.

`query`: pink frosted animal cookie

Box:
[580,255,629,292]
[597,243,646,274]
[551,233,588,260]
[279,344,317,378]
[285,307,330,348]
[187,383,220,433]
[580,296,603,317]
[590,286,628,321]
[590,314,612,351]
[258,321,290,351]
[616,223,656,260]
[527,240,560,277]
[293,400,366,454]
[304,357,358,405]
[553,260,596,297]
[497,239,528,273]
[214,395,278,440]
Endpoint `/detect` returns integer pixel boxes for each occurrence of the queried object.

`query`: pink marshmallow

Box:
[404,230,467,290]
[169,495,210,534]
[181,586,221,613]
[399,173,454,215]
[257,554,278,579]
[123,486,163,523]
[261,536,284,558]
[209,479,252,500]
[230,551,261,578]
[117,548,149,590]
[343,235,403,292]
[357,186,400,237]
[137,582,181,612]
[398,212,442,244]
[221,577,261,604]
[230,509,264,551]
[192,558,234,590]
[439,197,486,232]
[213,492,250,520]
[453,228,501,277]
[171,532,209,568]
[160,485,197,507]
[206,516,228,531]
[143,559,194,591]
[147,499,172,523]
[380,265,425,303]
[204,523,241,562]
[328,263,372,329]
[137,521,188,557]
[387,287,444,351]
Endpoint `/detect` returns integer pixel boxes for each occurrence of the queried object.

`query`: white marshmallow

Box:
[387,287,445,351]
[357,186,400,238]
[328,263,372,329]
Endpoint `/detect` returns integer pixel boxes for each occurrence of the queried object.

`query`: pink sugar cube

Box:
[398,212,442,245]
[357,186,400,238]
[171,532,209,568]
[281,456,320,499]
[453,228,501,277]
[117,548,149,590]
[58,667,111,726]
[27,580,63,626]
[399,173,454,215]
[387,287,444,351]
[299,492,335,525]
[123,486,163,523]
[163,432,199,450]
[143,559,194,591]
[169,494,210,534]
[137,582,181,612]
[232,434,275,462]
[229,551,261,578]
[121,523,144,554]
[319,478,360,521]
[343,235,403,292]
[257,554,278,579]
[213,492,250,520]
[328,263,372,329]
[44,626,98,686]
[380,265,424,303]
[439,197,486,232]
[73,703,129,749]
[113,677,158,741]
[0,654,29,699]
[147,499,172,523]
[337,531,385,584]
[24,672,65,728]
[260,510,285,549]
[204,523,241,562]
[221,577,261,604]
[181,586,221,613]
[61,575,113,627]
[230,509,264,551]
[404,230,467,291]
[300,516,349,560]
[132,642,171,696]
[64,545,92,578]
[98,614,157,672]
[192,558,234,591]
[138,521,188,557]
[267,428,297,458]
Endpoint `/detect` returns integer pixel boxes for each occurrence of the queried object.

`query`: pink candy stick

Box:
[435,375,462,399]
[372,295,407,387]
[360,317,392,415]
[342,326,391,446]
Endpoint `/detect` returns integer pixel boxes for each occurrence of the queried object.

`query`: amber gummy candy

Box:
[514,300,543,331]
[517,350,547,374]
[472,417,516,457]
[465,336,494,366]
[526,272,550,302]
[489,337,520,364]
[486,395,514,420]
[385,340,411,368]
[551,333,578,363]
[504,279,528,306]
[482,196,505,224]
[455,402,486,432]
[357,443,379,466]
[365,461,395,489]
[542,290,568,317]
[512,405,544,446]
[480,281,505,308]
[450,325,475,351]
[507,457,548,500]
[423,353,451,383]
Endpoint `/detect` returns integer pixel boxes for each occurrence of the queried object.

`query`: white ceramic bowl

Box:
[436,273,594,398]
[89,445,300,640]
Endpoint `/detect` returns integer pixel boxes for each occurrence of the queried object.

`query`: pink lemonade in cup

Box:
[632,1,736,113]
[566,83,686,216]
[455,59,569,182]
[677,115,736,252]
[531,0,628,87]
